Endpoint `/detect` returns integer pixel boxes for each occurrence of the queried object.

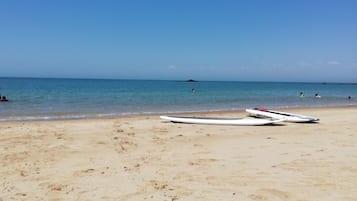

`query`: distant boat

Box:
[185,79,197,82]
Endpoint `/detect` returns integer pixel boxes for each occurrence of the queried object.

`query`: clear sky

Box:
[0,0,356,82]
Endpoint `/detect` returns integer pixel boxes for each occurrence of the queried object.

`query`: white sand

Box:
[1,107,357,201]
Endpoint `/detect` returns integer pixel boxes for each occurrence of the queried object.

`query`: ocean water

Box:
[0,77,356,121]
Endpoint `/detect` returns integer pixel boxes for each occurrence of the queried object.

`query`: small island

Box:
[185,79,197,82]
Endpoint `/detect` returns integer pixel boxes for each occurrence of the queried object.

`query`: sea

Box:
[0,77,356,121]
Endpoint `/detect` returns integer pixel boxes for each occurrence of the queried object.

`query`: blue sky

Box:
[0,0,356,82]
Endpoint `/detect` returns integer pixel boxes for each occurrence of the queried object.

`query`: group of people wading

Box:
[0,95,8,102]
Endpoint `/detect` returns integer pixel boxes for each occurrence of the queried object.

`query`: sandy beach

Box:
[1,106,357,201]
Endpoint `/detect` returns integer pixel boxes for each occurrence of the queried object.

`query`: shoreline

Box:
[1,104,356,123]
[1,106,357,200]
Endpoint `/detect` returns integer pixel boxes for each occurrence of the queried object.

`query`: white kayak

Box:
[160,115,284,126]
[245,108,319,123]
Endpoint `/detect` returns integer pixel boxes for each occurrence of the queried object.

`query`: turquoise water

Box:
[0,78,356,121]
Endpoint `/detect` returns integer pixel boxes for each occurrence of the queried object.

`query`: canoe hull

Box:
[160,115,284,126]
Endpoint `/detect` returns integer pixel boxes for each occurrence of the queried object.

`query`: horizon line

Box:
[0,76,356,85]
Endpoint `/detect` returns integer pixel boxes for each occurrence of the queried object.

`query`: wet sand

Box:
[1,106,357,201]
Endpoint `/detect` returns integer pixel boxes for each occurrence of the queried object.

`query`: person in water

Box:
[299,92,304,98]
[0,95,8,102]
[315,93,321,98]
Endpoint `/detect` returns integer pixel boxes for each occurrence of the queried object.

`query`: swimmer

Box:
[0,95,8,102]
[299,92,304,98]
[315,93,321,98]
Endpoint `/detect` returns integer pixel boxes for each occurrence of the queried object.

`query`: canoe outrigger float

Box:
[246,108,319,123]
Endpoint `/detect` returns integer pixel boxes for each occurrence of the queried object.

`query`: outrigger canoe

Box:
[245,108,319,123]
[160,115,284,126]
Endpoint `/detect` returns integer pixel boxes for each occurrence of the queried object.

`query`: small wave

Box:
[1,102,356,122]
[0,114,89,122]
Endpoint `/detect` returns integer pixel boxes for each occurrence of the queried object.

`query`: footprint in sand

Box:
[188,158,218,166]
[47,183,68,191]
[250,188,290,201]
[123,163,141,172]
[73,166,111,176]
[115,139,137,153]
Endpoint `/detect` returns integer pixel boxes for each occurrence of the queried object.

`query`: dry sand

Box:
[1,107,357,201]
